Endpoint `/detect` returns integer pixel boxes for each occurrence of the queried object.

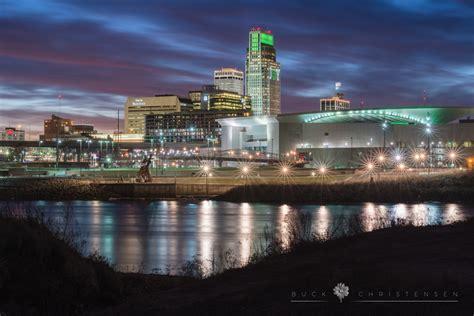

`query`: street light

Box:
[382,121,388,149]
[448,150,457,168]
[201,164,212,196]
[77,139,83,162]
[425,125,432,173]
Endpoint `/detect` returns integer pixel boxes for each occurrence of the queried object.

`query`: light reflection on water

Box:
[1,200,471,273]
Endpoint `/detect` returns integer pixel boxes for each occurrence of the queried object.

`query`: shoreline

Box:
[1,172,474,204]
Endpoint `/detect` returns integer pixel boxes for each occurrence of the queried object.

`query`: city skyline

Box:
[1,0,474,137]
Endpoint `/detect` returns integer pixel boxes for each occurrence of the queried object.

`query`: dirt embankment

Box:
[217,173,474,204]
[3,173,474,203]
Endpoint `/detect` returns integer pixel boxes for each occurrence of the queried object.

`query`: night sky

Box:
[1,0,473,137]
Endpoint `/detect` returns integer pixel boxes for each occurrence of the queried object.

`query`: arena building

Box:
[218,106,474,168]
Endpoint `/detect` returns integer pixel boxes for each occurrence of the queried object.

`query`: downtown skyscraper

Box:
[214,68,244,95]
[245,28,281,116]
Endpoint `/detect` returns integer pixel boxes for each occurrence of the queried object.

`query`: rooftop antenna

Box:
[55,94,63,168]
[58,94,62,114]
[335,82,342,93]
[423,90,427,106]
[117,108,121,149]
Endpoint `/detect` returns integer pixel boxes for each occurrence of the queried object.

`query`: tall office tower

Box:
[214,68,244,95]
[245,27,281,116]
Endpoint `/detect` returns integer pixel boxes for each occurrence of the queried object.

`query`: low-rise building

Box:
[0,127,25,141]
[41,115,96,141]
[145,109,251,144]
[124,95,193,135]
[200,85,251,111]
[218,106,474,168]
[41,115,74,141]
[320,82,350,111]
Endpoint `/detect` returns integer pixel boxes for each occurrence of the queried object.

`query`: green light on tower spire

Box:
[260,33,273,46]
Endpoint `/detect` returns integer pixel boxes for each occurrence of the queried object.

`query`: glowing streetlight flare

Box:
[277,161,294,179]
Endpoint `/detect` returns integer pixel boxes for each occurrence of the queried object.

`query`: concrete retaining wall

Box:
[101,183,236,198]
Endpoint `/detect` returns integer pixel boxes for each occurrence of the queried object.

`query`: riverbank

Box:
[0,215,472,315]
[2,172,474,203]
[218,172,474,204]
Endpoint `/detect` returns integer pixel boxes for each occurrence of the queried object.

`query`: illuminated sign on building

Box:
[132,99,146,106]
[260,33,274,46]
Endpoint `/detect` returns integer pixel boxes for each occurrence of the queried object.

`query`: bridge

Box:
[0,140,292,165]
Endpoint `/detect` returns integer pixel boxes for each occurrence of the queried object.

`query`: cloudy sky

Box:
[1,0,473,137]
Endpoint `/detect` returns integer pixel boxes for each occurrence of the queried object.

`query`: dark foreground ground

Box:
[0,216,473,315]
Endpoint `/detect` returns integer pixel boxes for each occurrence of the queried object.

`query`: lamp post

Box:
[160,138,164,175]
[55,139,61,169]
[87,140,92,163]
[382,121,388,149]
[77,139,83,176]
[425,126,432,174]
[448,151,456,168]
[77,139,82,162]
[377,154,385,178]
[319,166,326,203]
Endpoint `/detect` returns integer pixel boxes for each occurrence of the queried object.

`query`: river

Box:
[2,200,471,274]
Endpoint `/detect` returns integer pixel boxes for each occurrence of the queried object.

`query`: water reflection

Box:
[1,200,472,274]
[313,206,331,238]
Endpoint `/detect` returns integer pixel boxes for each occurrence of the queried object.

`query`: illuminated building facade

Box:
[320,96,351,111]
[219,106,474,167]
[124,95,193,135]
[188,90,202,110]
[214,68,244,95]
[71,124,96,135]
[200,85,251,111]
[41,115,73,141]
[0,127,25,141]
[41,115,96,141]
[245,27,281,116]
[320,82,350,111]
[145,109,250,143]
